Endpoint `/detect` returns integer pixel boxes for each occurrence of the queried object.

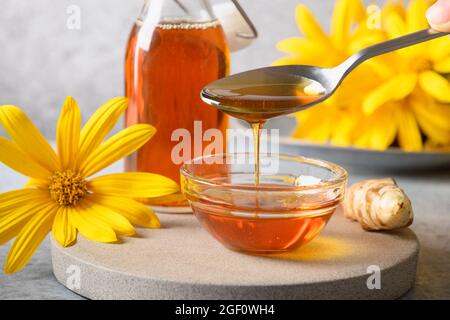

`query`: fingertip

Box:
[426,0,450,27]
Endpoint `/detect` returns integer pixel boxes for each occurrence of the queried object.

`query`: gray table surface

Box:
[0,159,449,300]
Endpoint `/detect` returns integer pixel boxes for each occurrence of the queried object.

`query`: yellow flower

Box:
[275,0,450,151]
[0,96,179,274]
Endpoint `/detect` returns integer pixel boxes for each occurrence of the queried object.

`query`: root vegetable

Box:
[344,178,413,231]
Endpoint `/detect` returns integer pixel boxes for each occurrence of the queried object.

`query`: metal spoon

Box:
[202,28,449,115]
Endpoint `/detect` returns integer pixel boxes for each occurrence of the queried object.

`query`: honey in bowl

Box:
[181,154,347,253]
[194,186,338,252]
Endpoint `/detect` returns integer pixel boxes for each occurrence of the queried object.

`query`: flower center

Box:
[49,170,87,206]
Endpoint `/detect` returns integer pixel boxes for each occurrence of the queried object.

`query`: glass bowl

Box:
[181,153,348,253]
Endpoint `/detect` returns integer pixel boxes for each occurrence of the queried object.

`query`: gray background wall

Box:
[0,0,337,138]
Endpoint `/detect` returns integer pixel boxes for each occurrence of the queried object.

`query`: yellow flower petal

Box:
[272,55,330,68]
[429,37,450,62]
[384,13,415,57]
[24,178,48,188]
[411,92,450,129]
[89,195,160,228]
[383,8,417,57]
[0,200,53,246]
[427,104,450,130]
[406,0,429,33]
[348,122,365,147]
[0,189,47,217]
[77,97,128,166]
[330,117,353,146]
[332,0,364,50]
[354,131,371,149]
[364,59,397,79]
[292,105,335,142]
[0,221,26,247]
[350,0,366,22]
[349,29,387,53]
[88,172,179,199]
[414,110,450,144]
[363,72,417,114]
[330,110,360,146]
[82,197,136,236]
[381,1,405,21]
[434,56,450,73]
[369,105,398,150]
[52,207,77,247]
[349,29,395,77]
[396,105,423,151]
[57,96,81,170]
[79,124,156,177]
[276,38,317,55]
[296,4,331,48]
[0,105,59,172]
[419,71,450,103]
[332,67,383,105]
[67,202,117,243]
[0,137,51,179]
[4,203,57,274]
[272,56,303,66]
[384,11,407,38]
[411,97,450,144]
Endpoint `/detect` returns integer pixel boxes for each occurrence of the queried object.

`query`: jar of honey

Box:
[124,0,256,212]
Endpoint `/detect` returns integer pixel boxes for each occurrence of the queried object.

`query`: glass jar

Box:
[125,0,230,211]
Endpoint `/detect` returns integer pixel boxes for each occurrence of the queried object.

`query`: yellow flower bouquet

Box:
[275,0,450,151]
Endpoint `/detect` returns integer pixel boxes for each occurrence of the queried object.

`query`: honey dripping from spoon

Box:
[201,70,326,184]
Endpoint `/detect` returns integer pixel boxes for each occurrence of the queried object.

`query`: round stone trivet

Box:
[51,208,419,300]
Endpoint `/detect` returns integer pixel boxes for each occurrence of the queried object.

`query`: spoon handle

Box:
[336,28,449,79]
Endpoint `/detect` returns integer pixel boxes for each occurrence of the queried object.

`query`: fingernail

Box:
[427,2,448,24]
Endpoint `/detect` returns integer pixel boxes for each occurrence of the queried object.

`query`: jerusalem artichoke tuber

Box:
[344,178,413,231]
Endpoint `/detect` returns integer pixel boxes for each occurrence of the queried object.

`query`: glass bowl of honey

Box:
[181,153,348,253]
